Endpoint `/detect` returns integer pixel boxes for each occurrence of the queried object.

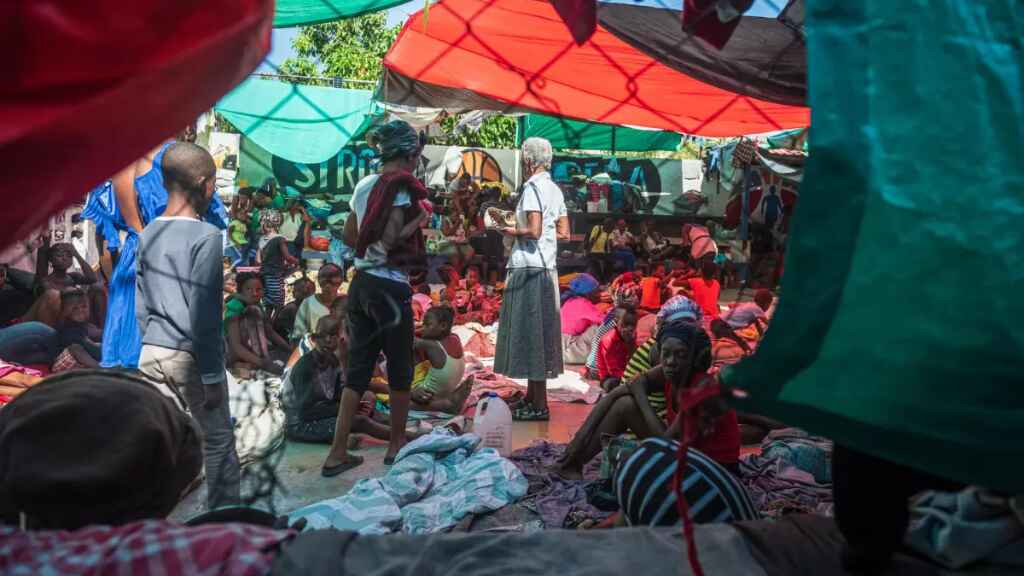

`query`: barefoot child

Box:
[411,306,471,414]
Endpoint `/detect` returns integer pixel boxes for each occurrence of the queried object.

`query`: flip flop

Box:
[383,456,397,466]
[513,405,550,422]
[321,455,364,478]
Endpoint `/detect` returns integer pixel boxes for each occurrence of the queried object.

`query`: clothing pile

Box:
[509,441,612,529]
[906,487,1024,570]
[739,428,833,519]
[228,371,286,466]
[289,430,526,534]
[0,361,43,406]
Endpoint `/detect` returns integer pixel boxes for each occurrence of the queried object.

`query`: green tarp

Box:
[520,115,682,153]
[723,0,1024,493]
[215,78,376,165]
[273,0,410,27]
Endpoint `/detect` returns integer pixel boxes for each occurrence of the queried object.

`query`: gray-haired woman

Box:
[494,137,570,421]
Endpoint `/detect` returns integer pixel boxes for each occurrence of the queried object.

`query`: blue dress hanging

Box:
[88,142,227,368]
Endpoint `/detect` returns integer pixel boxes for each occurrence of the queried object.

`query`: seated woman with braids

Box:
[555,320,740,479]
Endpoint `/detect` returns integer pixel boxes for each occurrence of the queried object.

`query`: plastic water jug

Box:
[474,392,512,456]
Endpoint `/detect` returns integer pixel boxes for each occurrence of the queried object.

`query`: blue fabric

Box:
[98,142,229,368]
[568,273,599,298]
[657,295,702,324]
[82,182,123,252]
[290,430,527,534]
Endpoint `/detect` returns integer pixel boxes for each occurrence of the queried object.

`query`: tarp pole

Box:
[740,165,751,242]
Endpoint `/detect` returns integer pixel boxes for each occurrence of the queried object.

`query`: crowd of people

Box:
[0,121,786,545]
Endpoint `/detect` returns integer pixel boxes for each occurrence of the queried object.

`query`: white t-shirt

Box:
[350,173,410,283]
[507,171,566,271]
[279,212,302,242]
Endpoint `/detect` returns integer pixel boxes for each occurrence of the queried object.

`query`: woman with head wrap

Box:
[622,295,703,384]
[556,319,739,478]
[494,137,570,421]
[258,208,299,311]
[559,273,605,366]
[324,120,430,476]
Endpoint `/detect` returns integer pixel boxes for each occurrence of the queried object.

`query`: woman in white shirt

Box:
[493,138,570,421]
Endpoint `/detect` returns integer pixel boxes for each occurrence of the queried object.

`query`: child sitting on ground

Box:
[50,288,103,373]
[225,272,293,376]
[284,316,419,445]
[272,277,316,341]
[411,306,472,414]
[596,307,638,392]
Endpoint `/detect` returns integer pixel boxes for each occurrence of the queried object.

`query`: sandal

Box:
[321,454,364,478]
[513,405,550,422]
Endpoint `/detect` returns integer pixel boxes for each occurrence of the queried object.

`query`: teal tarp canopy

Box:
[273,0,410,27]
[723,0,1024,493]
[215,78,375,165]
[520,115,682,152]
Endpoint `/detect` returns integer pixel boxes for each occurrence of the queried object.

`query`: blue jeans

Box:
[613,249,636,272]
[0,322,58,365]
[735,262,750,285]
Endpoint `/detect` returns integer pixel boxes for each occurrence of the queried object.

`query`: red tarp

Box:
[383,0,809,136]
[0,0,273,250]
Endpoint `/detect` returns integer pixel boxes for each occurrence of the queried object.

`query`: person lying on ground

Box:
[49,288,102,372]
[560,273,605,365]
[272,277,315,341]
[410,306,472,414]
[720,288,774,343]
[709,318,752,371]
[225,273,292,376]
[556,320,739,479]
[597,307,638,392]
[290,262,343,344]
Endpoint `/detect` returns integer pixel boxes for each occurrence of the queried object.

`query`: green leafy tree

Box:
[278,12,517,148]
[278,13,399,86]
[433,114,517,149]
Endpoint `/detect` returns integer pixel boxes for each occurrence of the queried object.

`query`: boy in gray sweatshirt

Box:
[136,142,240,509]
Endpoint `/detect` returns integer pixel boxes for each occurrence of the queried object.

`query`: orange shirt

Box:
[640,276,662,310]
[687,277,721,319]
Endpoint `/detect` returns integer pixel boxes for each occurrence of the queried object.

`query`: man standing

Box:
[136,142,240,509]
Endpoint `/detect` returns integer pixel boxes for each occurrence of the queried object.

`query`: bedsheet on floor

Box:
[739,428,834,519]
[508,440,611,529]
[288,430,527,535]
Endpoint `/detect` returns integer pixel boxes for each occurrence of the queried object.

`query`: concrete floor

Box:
[170,400,593,522]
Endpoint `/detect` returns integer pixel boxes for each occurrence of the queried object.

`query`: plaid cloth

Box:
[0,520,290,576]
[50,347,85,374]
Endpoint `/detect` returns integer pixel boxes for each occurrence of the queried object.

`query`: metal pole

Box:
[740,164,751,242]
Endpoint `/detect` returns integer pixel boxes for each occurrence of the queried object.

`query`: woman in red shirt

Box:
[555,319,740,478]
